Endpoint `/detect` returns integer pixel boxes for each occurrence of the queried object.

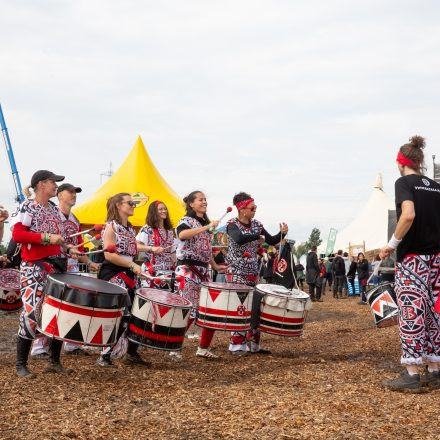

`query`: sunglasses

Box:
[246,206,257,211]
[122,201,138,207]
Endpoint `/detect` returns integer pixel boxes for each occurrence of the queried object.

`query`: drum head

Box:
[201,281,251,291]
[136,288,192,308]
[256,283,309,300]
[48,273,127,295]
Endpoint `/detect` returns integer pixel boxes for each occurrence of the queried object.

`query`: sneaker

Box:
[187,333,200,340]
[421,368,440,389]
[230,350,248,356]
[168,351,183,362]
[250,348,272,355]
[96,355,115,368]
[65,348,90,356]
[196,347,219,359]
[383,370,426,393]
[123,352,151,367]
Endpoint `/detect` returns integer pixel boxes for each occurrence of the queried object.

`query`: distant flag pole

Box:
[0,103,25,202]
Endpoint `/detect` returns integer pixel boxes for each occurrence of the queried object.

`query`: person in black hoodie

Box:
[306,246,320,301]
[332,250,345,299]
[356,253,369,303]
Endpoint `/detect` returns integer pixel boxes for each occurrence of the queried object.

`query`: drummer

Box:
[96,192,156,368]
[31,183,100,357]
[136,200,175,289]
[12,170,78,377]
[380,136,440,392]
[174,190,226,360]
[226,192,288,355]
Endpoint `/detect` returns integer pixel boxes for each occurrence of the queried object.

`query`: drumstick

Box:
[208,207,233,232]
[68,224,103,238]
[367,259,382,285]
[72,234,102,248]
[82,244,117,255]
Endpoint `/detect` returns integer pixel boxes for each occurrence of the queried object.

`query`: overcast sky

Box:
[1,1,440,244]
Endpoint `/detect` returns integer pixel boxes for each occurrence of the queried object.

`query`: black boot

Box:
[123,341,151,366]
[16,336,35,378]
[96,353,114,367]
[45,339,72,374]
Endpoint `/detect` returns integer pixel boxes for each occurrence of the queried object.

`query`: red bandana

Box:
[396,151,416,167]
[235,198,254,211]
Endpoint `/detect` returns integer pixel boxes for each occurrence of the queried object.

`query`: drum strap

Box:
[186,264,208,282]
[117,272,136,289]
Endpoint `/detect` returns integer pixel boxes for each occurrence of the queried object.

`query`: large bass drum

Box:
[127,288,192,351]
[256,284,312,337]
[0,269,22,312]
[37,274,127,346]
[197,282,254,332]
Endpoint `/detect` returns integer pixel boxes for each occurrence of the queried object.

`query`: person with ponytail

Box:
[174,191,226,359]
[96,193,153,368]
[380,136,440,392]
[136,200,175,289]
[12,170,78,377]
[226,192,288,355]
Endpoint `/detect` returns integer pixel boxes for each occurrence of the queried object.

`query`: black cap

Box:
[57,183,82,195]
[31,170,65,188]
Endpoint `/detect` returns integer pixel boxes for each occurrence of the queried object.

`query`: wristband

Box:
[130,263,136,272]
[387,234,402,250]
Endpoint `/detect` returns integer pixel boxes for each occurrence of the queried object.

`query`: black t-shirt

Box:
[395,174,440,261]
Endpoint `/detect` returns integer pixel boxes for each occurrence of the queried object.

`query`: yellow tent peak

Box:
[73,137,185,227]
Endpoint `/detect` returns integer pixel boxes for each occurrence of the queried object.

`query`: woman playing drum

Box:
[136,200,175,289]
[96,193,153,368]
[174,191,226,359]
[226,192,288,355]
[12,170,78,377]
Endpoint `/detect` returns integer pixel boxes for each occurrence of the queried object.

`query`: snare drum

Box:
[257,284,312,337]
[37,274,127,346]
[0,269,22,311]
[366,282,398,328]
[127,289,191,351]
[197,282,254,331]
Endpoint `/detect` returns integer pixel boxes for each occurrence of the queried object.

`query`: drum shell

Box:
[366,282,398,328]
[0,269,22,312]
[257,285,310,337]
[196,282,254,332]
[37,274,126,346]
[127,288,191,351]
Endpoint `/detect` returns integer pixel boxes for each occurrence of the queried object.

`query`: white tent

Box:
[331,174,395,253]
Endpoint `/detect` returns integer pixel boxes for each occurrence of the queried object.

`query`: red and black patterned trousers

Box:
[395,253,440,365]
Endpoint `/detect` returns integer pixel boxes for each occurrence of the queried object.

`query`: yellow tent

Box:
[73,136,185,227]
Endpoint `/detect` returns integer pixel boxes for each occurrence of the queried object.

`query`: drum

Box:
[257,284,312,337]
[366,282,398,328]
[127,288,191,351]
[37,274,127,346]
[0,269,22,311]
[197,282,254,331]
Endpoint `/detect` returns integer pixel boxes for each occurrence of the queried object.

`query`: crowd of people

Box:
[1,134,440,394]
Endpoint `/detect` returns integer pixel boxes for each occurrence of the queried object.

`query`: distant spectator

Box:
[357,252,369,303]
[295,262,305,290]
[332,250,346,299]
[306,246,320,301]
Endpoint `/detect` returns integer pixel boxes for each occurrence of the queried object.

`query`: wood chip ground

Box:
[1,289,439,440]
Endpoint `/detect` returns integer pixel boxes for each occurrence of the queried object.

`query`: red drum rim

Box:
[201,282,252,291]
[136,288,192,308]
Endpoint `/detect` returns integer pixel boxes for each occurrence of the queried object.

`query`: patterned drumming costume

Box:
[393,175,440,366]
[136,225,175,289]
[226,217,284,352]
[175,215,216,351]
[12,198,69,375]
[98,220,143,361]
[13,200,66,340]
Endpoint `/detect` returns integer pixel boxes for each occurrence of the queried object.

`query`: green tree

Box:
[292,242,308,260]
[306,227,322,250]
